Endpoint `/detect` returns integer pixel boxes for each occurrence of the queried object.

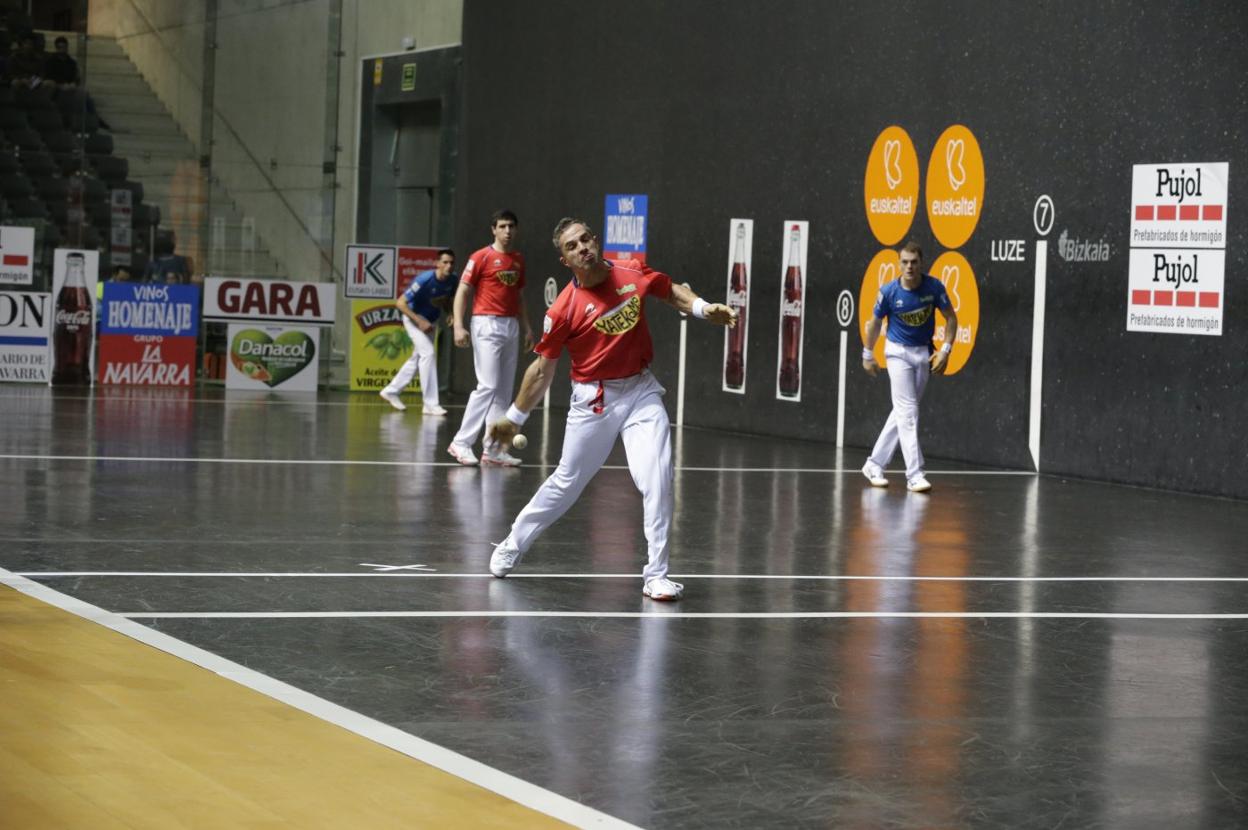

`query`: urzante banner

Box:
[349,299,426,392]
[722,219,753,394]
[50,249,99,386]
[98,283,200,386]
[225,323,319,392]
[0,290,51,382]
[203,277,336,326]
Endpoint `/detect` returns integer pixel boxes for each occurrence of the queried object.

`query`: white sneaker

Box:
[379,390,406,411]
[489,538,524,578]
[907,475,932,493]
[643,577,684,601]
[862,463,888,487]
[447,442,478,466]
[481,449,521,467]
[422,404,448,415]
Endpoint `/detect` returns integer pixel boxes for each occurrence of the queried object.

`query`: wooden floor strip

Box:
[0,583,580,830]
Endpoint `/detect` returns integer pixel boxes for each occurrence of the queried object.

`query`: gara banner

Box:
[98,283,200,386]
[225,323,319,392]
[0,291,51,382]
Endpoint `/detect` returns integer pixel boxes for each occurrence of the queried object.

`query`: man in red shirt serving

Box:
[449,209,534,466]
[487,217,737,601]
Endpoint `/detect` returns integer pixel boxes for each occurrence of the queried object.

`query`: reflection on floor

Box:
[2,385,1247,829]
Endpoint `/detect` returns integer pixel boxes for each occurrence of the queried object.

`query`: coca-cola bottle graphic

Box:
[724,223,749,389]
[52,252,93,385]
[778,224,803,397]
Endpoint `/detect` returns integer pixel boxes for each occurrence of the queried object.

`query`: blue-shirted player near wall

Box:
[861,241,957,492]
[380,248,458,414]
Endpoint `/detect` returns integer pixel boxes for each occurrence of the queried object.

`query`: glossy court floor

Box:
[3,385,1248,829]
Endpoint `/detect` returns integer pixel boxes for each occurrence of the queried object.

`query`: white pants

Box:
[508,370,674,582]
[382,317,438,406]
[868,340,931,482]
[453,315,519,452]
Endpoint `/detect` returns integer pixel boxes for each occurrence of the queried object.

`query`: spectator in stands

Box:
[4,33,43,87]
[144,232,194,284]
[44,36,79,86]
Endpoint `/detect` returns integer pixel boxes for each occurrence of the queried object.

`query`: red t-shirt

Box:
[462,245,525,316]
[535,260,673,382]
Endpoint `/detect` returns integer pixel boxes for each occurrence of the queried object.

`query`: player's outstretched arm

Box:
[488,355,557,445]
[664,282,738,326]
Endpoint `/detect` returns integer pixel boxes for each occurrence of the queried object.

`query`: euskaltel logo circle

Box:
[925,125,985,249]
[930,250,979,376]
[858,249,900,367]
[864,126,920,246]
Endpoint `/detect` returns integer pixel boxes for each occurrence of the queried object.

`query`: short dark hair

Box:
[490,209,518,228]
[901,240,923,259]
[55,36,69,47]
[551,217,594,253]
[436,248,454,260]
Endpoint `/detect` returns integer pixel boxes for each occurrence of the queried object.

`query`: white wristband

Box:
[691,298,708,319]
[862,348,874,360]
[505,403,529,426]
[940,343,952,355]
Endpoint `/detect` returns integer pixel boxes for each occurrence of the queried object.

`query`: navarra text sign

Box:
[1127,162,1230,336]
[98,283,200,386]
[0,291,51,382]
[203,277,336,326]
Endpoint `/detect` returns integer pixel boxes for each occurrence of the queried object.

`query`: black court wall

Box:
[455,0,1248,499]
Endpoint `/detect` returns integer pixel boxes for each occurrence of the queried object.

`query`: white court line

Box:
[0,453,1033,475]
[0,568,637,830]
[117,610,1248,620]
[17,571,1248,583]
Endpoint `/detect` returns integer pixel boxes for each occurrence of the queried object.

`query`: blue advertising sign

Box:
[100,283,200,338]
[603,194,648,262]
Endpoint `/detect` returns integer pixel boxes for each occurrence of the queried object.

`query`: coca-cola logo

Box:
[781,299,802,317]
[55,309,92,327]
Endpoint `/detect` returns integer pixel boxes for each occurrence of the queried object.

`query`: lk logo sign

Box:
[344,244,396,300]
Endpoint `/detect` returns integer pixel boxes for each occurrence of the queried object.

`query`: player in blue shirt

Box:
[380,249,458,413]
[861,241,958,492]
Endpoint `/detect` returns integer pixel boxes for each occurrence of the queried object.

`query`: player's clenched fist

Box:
[705,303,738,327]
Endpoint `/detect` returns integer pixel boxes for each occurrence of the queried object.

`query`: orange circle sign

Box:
[864,126,920,246]
[925,125,985,249]
[858,249,900,366]
[929,250,980,375]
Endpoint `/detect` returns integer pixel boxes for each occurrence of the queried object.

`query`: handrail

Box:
[108,0,340,279]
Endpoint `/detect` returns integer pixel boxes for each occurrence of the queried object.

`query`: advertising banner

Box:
[722,219,753,394]
[98,283,200,386]
[50,248,99,386]
[395,246,443,297]
[1128,162,1229,336]
[775,221,808,402]
[225,323,319,392]
[344,244,396,299]
[349,299,427,392]
[603,194,648,263]
[0,226,35,285]
[203,277,336,326]
[0,290,51,382]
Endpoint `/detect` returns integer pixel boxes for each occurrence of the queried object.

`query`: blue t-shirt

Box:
[872,275,953,347]
[402,270,458,322]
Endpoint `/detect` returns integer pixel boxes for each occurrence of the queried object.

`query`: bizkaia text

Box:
[1153,253,1199,286]
[1155,168,1202,203]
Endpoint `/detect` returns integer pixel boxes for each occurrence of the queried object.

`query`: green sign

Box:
[401,63,417,91]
